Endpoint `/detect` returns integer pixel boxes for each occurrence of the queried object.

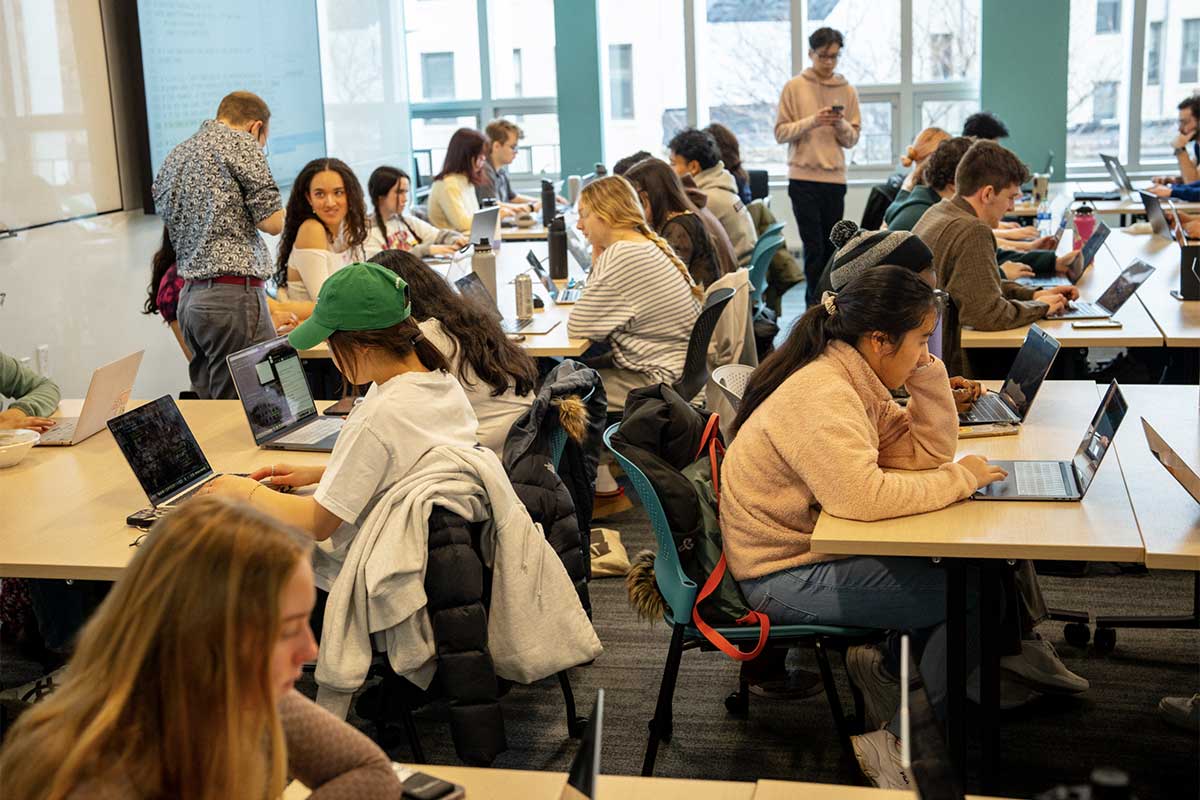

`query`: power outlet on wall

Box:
[35,345,50,378]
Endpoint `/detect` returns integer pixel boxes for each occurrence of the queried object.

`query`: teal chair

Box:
[603,424,879,776]
[747,233,786,304]
[759,221,785,240]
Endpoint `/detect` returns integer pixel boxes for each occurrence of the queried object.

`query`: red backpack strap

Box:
[692,553,770,661]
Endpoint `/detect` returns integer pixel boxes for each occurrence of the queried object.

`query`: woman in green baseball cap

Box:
[201,263,480,565]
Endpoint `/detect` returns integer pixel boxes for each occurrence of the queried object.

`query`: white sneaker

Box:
[851,729,912,790]
[1001,638,1089,694]
[845,644,899,730]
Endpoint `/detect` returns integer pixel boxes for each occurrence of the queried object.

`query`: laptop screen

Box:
[997,325,1060,420]
[1101,153,1132,191]
[107,396,212,506]
[1079,219,1110,269]
[1070,381,1128,498]
[1142,418,1200,504]
[470,206,501,247]
[1096,259,1155,314]
[1139,191,1174,241]
[455,272,503,320]
[227,338,317,444]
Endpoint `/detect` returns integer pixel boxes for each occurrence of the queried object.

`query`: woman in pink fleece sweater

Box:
[720,266,1005,790]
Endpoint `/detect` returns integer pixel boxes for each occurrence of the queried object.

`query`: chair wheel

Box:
[1094,627,1117,654]
[725,691,749,718]
[1063,622,1091,648]
[568,716,589,739]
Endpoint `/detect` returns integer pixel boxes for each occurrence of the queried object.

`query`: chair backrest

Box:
[859,182,901,230]
[759,221,784,240]
[747,169,770,201]
[746,234,785,303]
[603,424,697,622]
[672,287,735,402]
[711,364,755,411]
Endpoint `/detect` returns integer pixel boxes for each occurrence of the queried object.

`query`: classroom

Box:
[1,1,1198,798]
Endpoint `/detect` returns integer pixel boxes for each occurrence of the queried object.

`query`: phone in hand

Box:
[831,104,844,114]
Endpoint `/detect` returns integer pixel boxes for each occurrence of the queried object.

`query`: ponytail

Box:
[640,223,704,299]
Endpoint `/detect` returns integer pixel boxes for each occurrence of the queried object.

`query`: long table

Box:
[1103,229,1200,349]
[1012,181,1200,220]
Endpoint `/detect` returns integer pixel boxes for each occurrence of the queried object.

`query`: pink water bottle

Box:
[1073,205,1096,250]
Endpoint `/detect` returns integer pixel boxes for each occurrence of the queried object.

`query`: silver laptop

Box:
[454,271,561,335]
[226,337,342,452]
[470,206,501,248]
[1048,258,1155,320]
[1017,219,1109,288]
[36,351,143,446]
[1101,153,1135,195]
[525,250,582,304]
[1142,418,1200,504]
[960,326,1059,427]
[1139,190,1177,242]
[975,380,1127,502]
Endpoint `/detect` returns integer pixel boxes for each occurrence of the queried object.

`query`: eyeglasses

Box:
[813,50,841,62]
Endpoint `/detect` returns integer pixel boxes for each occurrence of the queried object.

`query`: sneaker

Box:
[851,729,912,790]
[1159,694,1200,732]
[1001,638,1089,694]
[845,644,899,730]
[748,668,825,700]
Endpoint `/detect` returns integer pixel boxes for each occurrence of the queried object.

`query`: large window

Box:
[421,53,456,99]
[1067,0,1128,166]
[1147,20,1163,85]
[1182,19,1200,83]
[1097,0,1122,33]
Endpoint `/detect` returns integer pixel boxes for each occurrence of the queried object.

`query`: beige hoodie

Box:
[774,68,861,184]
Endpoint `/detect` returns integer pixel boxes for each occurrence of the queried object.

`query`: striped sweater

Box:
[567,239,701,384]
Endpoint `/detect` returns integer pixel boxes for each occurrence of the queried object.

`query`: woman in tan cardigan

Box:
[720,266,1003,790]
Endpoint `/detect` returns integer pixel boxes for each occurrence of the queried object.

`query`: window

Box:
[512,49,524,97]
[495,110,561,174]
[1140,7,1200,165]
[1147,21,1162,85]
[420,52,456,99]
[914,0,981,82]
[486,0,556,99]
[920,99,975,135]
[1067,0,1128,166]
[1093,81,1118,121]
[928,34,953,79]
[411,115,480,181]
[1096,0,1121,33]
[815,0,901,85]
[849,102,895,166]
[1183,19,1200,83]
[608,44,634,121]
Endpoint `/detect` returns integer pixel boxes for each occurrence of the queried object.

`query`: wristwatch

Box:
[1175,146,1188,156]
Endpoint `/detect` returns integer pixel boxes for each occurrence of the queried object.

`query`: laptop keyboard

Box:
[38,419,78,443]
[1015,462,1069,497]
[1051,301,1106,318]
[275,417,342,445]
[557,288,582,302]
[965,393,1012,423]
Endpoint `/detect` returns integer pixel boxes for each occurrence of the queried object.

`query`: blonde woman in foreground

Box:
[0,497,400,800]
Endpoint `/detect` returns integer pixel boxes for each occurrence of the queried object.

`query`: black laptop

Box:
[454,271,560,335]
[1017,219,1110,288]
[960,325,1059,427]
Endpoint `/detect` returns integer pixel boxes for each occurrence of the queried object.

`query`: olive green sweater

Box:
[1,351,60,416]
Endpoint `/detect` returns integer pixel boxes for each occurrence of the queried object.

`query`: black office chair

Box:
[859,174,905,231]
[672,287,735,402]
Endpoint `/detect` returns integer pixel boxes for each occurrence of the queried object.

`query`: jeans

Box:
[740,555,980,737]
[178,280,276,399]
[788,180,847,307]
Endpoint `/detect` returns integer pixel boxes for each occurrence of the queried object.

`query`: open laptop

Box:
[960,325,1059,428]
[1048,258,1155,320]
[36,351,143,446]
[226,337,343,452]
[561,689,603,800]
[975,380,1127,502]
[1017,218,1109,288]
[526,250,582,304]
[899,636,964,800]
[1102,153,1136,196]
[455,271,561,335]
[470,206,501,248]
[1139,190,1178,242]
[1142,418,1200,504]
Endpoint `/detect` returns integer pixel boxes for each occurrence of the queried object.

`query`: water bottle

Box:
[1035,200,1052,238]
[514,273,534,320]
[472,238,497,300]
[541,179,556,227]
[594,162,607,177]
[567,175,582,205]
[548,216,568,280]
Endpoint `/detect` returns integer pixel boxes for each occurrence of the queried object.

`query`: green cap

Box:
[288,262,412,351]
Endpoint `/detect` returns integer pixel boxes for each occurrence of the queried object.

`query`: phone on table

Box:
[397,767,465,800]
[1072,319,1123,328]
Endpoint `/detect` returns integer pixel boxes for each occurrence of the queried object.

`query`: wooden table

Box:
[1,400,330,580]
[501,222,549,241]
[299,240,589,359]
[754,779,1014,799]
[1012,181,1200,220]
[1102,230,1200,349]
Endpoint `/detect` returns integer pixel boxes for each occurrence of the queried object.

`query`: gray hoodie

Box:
[693,160,758,265]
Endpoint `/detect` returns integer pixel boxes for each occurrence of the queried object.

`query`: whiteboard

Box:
[0,1,123,231]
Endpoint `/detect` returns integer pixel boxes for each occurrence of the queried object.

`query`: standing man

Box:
[153,91,284,399]
[476,118,539,213]
[775,26,861,306]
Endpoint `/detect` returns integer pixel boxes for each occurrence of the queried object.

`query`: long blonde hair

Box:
[580,175,704,299]
[0,498,312,800]
[901,127,951,185]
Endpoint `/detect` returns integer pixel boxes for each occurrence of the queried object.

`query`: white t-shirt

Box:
[312,369,479,589]
[419,318,534,455]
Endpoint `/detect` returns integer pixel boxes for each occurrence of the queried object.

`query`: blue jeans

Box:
[740,555,980,737]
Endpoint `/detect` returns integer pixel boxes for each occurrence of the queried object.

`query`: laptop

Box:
[899,636,964,800]
[561,690,603,800]
[107,395,230,515]
[1017,219,1109,288]
[455,271,561,335]
[226,337,343,452]
[566,221,593,272]
[1048,258,1155,320]
[975,380,1127,502]
[470,206,501,248]
[526,250,582,304]
[1142,418,1200,504]
[959,325,1059,428]
[1139,190,1177,242]
[1102,153,1136,195]
[36,351,144,446]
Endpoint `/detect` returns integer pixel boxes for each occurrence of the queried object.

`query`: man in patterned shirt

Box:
[153,91,285,399]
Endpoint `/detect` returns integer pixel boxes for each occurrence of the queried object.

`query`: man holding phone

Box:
[775,26,862,306]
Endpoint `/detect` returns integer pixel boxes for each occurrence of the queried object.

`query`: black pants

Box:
[788,179,847,306]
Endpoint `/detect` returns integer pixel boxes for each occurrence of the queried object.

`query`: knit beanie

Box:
[827,220,934,290]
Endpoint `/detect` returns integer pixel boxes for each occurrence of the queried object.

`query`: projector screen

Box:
[136,0,326,189]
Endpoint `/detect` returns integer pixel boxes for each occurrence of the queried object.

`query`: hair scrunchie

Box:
[821,291,838,317]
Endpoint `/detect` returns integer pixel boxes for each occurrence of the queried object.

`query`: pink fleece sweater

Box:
[774,69,861,184]
[719,341,977,581]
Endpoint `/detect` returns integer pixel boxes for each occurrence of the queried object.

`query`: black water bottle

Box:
[549,215,568,280]
[541,179,556,227]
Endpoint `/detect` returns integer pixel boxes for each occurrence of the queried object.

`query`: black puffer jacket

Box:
[503,360,604,616]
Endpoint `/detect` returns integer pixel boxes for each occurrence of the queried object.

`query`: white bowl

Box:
[0,428,40,468]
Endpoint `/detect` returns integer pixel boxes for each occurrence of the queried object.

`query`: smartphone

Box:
[1072,319,1123,328]
[831,104,844,113]
[398,769,464,800]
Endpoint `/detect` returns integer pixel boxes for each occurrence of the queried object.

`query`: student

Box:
[476,119,539,211]
[428,128,489,233]
[721,267,1004,789]
[567,176,702,411]
[961,110,1009,140]
[274,158,369,303]
[624,157,726,288]
[668,128,758,266]
[200,264,478,582]
[1152,96,1200,185]
[775,26,861,305]
[364,165,468,259]
[0,351,60,432]
[152,91,285,399]
[368,249,535,454]
[704,122,753,205]
[896,126,950,195]
[0,497,400,799]
[912,140,1077,376]
[612,150,653,176]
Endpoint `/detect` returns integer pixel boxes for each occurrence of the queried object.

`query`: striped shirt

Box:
[567,239,701,384]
